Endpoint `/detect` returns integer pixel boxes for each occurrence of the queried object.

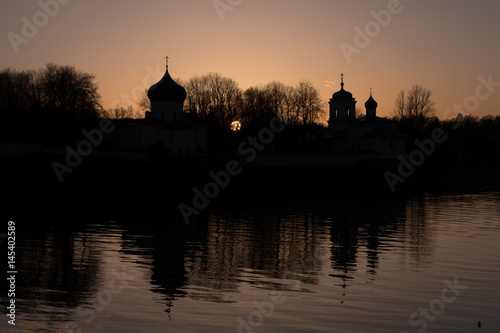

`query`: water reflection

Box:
[0,222,107,328]
[2,191,498,332]
[119,219,190,315]
[403,196,435,269]
[327,198,408,299]
[118,195,413,312]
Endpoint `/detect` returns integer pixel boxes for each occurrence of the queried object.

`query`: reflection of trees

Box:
[185,216,243,301]
[184,212,325,299]
[182,197,410,303]
[0,223,103,324]
[118,209,328,311]
[274,214,324,285]
[117,195,431,312]
[401,195,434,269]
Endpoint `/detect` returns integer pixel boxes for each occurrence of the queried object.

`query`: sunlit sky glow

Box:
[2,0,499,124]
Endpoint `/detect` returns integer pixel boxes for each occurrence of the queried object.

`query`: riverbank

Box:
[2,151,499,221]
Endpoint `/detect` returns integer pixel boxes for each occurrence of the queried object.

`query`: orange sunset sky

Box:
[1,0,500,124]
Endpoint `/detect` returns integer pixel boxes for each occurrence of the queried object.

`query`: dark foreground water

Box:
[1,189,499,332]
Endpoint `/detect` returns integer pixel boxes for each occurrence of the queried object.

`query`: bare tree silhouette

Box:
[393,84,436,130]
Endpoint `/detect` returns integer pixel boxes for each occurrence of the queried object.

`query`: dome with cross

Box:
[148,57,186,102]
[331,73,354,100]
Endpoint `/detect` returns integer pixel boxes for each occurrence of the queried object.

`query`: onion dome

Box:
[365,94,378,109]
[148,60,186,102]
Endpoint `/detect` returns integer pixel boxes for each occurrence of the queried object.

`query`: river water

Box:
[1,189,499,332]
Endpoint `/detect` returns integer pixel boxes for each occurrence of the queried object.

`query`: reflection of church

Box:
[114,58,207,156]
[326,74,406,159]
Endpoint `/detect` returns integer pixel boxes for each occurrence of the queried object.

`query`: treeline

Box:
[0,64,102,143]
[3,63,499,155]
[105,73,326,132]
[1,65,326,144]
[395,113,500,170]
[105,73,326,131]
[391,83,500,144]
[441,113,500,146]
[398,112,500,144]
[391,85,500,163]
[181,73,324,131]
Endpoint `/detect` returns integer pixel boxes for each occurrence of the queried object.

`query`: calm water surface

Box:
[1,190,499,332]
